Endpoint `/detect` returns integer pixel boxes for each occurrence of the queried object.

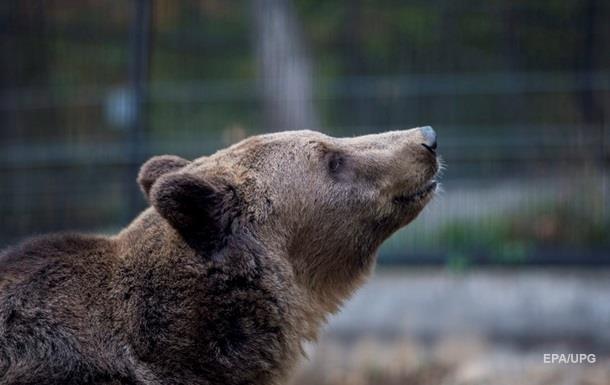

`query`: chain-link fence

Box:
[1,0,608,264]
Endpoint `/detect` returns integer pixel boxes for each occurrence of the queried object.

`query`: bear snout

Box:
[419,126,437,155]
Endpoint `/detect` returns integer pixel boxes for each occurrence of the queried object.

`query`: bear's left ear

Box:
[149,172,236,250]
[138,155,191,201]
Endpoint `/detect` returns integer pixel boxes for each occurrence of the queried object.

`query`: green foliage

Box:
[446,251,472,272]
[437,194,609,265]
[379,179,609,266]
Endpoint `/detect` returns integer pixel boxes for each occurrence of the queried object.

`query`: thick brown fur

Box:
[0,128,439,385]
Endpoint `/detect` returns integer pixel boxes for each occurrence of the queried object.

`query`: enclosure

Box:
[1,1,609,384]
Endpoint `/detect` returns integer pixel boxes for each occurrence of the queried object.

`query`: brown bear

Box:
[0,127,439,385]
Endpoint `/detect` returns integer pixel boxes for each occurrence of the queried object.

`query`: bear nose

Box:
[420,126,437,154]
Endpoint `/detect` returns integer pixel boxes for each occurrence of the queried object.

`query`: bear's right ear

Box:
[149,172,232,251]
[138,155,191,201]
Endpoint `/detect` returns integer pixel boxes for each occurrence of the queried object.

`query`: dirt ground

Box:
[290,268,610,385]
[291,337,610,385]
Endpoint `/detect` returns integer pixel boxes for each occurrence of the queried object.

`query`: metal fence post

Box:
[126,0,153,222]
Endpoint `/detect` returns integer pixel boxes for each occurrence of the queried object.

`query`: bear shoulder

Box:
[0,233,115,288]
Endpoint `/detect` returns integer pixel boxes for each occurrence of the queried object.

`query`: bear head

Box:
[137,128,439,310]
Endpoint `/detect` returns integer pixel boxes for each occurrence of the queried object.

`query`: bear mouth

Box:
[393,181,438,205]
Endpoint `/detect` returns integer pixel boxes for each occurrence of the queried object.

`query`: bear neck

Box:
[115,208,185,257]
[115,207,331,344]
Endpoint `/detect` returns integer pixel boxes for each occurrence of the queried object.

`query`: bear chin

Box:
[393,180,438,206]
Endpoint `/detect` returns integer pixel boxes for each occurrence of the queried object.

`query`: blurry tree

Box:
[251,0,319,131]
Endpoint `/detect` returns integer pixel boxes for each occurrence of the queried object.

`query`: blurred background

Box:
[1,1,609,384]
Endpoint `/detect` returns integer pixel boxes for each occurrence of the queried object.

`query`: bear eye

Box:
[327,153,344,173]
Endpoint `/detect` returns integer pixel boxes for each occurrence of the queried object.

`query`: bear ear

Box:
[138,155,191,200]
[149,173,233,250]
